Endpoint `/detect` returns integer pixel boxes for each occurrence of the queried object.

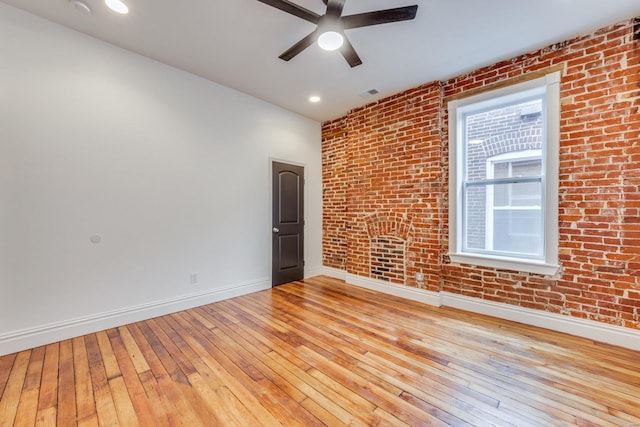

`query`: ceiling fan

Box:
[257,0,418,67]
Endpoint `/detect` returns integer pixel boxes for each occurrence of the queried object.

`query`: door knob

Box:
[272,227,280,233]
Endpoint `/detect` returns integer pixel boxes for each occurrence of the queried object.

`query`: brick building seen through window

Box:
[464,99,543,258]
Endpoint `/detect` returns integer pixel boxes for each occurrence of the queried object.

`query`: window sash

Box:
[462,178,544,259]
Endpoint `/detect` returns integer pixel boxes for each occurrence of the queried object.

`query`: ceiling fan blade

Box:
[279,30,318,61]
[325,0,345,18]
[340,37,362,68]
[256,0,320,24]
[343,5,418,29]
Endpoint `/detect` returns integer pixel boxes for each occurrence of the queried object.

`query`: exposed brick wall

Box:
[322,117,349,270]
[323,83,443,290]
[321,17,640,329]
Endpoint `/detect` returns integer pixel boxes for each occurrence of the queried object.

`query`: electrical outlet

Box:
[190,273,198,285]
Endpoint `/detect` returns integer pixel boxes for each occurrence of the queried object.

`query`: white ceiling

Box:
[3,0,640,122]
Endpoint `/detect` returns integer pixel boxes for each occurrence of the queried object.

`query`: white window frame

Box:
[448,72,560,276]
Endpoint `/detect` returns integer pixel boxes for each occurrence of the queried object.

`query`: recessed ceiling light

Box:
[309,96,321,103]
[105,0,128,14]
[69,0,92,15]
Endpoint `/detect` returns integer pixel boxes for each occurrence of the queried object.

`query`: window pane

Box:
[512,159,541,177]
[464,181,543,258]
[493,208,543,257]
[465,99,543,182]
[494,179,543,257]
[462,96,545,259]
[494,162,509,179]
[494,179,541,208]
[464,185,486,251]
[509,181,541,207]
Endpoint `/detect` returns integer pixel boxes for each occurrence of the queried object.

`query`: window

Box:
[448,72,560,275]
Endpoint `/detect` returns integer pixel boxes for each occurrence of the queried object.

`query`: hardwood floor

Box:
[1,276,640,426]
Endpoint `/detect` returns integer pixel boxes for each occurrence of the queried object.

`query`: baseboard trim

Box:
[441,292,640,351]
[317,266,347,281]
[0,278,270,356]
[304,265,327,280]
[4,271,638,355]
[345,273,442,307]
[320,269,640,351]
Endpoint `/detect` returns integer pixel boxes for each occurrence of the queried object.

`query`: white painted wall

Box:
[0,3,322,355]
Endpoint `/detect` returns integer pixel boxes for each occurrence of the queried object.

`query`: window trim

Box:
[448,71,560,276]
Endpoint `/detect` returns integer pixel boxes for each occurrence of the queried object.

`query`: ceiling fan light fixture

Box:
[317,30,344,51]
[105,0,129,14]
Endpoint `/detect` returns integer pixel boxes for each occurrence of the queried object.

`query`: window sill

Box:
[448,253,560,277]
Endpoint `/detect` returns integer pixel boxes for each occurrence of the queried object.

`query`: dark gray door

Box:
[272,161,304,286]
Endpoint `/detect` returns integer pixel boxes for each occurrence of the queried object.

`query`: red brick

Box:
[322,16,640,331]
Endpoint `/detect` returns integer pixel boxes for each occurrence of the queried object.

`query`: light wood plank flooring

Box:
[1,276,640,426]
